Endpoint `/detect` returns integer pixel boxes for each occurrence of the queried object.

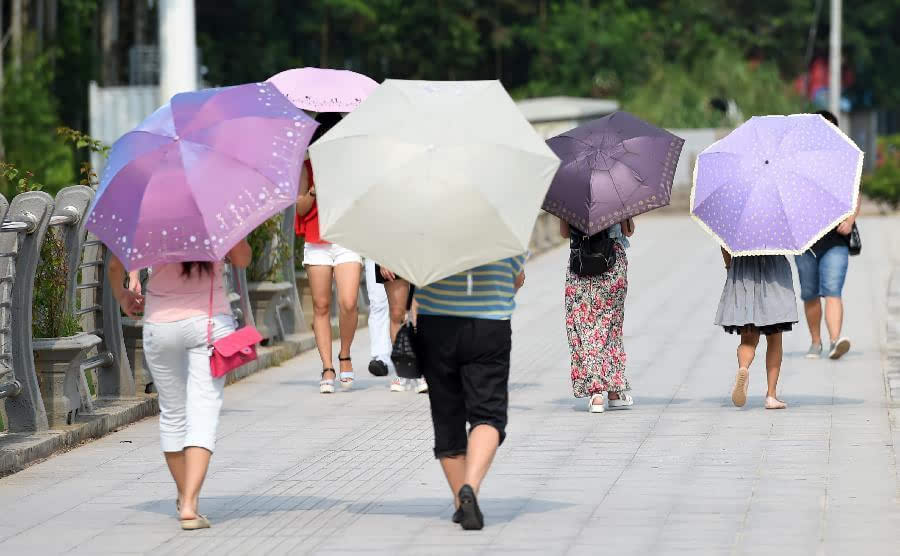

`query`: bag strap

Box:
[207,270,215,347]
[405,284,415,311]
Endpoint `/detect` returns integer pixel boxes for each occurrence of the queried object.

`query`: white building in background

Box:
[89,0,199,173]
[157,0,198,102]
[516,96,619,139]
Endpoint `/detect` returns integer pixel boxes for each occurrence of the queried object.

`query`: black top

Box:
[811,227,847,254]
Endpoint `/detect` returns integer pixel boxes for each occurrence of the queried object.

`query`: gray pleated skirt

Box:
[714,255,798,335]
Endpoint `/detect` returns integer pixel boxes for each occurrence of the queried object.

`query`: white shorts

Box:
[303,242,363,267]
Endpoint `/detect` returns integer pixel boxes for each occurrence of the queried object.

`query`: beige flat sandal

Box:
[181,515,211,531]
[765,396,786,410]
[731,367,749,407]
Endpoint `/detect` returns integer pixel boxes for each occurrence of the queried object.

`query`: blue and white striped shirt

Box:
[415,255,527,320]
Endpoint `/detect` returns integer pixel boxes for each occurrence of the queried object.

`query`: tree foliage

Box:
[863,135,900,208]
[1,53,75,198]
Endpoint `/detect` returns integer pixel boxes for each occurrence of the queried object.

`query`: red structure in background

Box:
[792,56,855,102]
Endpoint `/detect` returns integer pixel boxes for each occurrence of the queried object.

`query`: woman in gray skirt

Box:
[716,248,798,409]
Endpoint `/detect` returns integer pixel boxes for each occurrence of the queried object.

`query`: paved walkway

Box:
[2,215,900,555]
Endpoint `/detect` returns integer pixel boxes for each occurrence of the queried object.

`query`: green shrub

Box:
[862,135,900,208]
[0,163,81,338]
[247,213,290,282]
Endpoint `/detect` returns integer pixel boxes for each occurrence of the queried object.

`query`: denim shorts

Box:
[794,245,849,301]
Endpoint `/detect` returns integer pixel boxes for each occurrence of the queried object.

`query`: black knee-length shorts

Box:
[416,315,512,459]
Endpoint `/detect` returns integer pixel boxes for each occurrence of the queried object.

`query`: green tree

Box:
[1,53,74,198]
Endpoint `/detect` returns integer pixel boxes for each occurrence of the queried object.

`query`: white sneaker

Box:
[390,378,407,392]
[415,378,428,394]
[829,338,851,360]
[608,393,634,410]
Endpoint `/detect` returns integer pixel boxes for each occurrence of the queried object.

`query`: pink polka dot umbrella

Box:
[86,82,318,270]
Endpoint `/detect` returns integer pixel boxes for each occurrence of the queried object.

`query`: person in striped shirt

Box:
[415,254,526,531]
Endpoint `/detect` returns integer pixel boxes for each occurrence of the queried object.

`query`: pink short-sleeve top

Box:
[143,262,231,324]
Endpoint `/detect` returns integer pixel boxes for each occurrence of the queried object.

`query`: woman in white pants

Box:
[366,258,394,377]
[109,240,251,531]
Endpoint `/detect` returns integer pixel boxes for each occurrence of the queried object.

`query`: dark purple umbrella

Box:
[542,111,685,235]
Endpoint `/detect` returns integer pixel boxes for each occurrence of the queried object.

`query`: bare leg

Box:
[164,451,186,508]
[732,329,759,407]
[804,299,823,346]
[765,333,784,399]
[463,425,500,493]
[440,455,467,509]
[179,447,212,519]
[384,278,410,343]
[307,265,334,378]
[823,296,844,343]
[738,329,760,369]
[333,263,362,373]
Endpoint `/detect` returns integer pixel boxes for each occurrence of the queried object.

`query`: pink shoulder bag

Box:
[208,270,263,378]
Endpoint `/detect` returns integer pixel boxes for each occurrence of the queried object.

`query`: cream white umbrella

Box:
[308,79,560,286]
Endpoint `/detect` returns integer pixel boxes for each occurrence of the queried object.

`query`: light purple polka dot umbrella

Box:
[86,82,317,271]
[691,114,863,256]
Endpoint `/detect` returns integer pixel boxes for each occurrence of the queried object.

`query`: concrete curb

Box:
[0,332,318,476]
[885,266,900,402]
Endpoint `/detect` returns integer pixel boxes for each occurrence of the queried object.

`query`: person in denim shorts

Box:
[794,110,858,360]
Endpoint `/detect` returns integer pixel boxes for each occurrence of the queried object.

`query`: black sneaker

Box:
[457,484,483,530]
[452,508,463,523]
[368,359,389,377]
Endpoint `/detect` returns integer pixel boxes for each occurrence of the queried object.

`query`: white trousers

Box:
[365,259,394,370]
[143,314,235,453]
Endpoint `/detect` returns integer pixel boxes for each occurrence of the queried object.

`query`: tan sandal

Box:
[731,368,749,407]
[181,514,211,530]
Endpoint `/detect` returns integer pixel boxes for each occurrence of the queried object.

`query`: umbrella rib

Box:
[781,166,850,207]
[180,139,281,190]
[175,140,282,241]
[771,182,801,249]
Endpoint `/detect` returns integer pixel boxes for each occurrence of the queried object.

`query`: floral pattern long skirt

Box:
[565,242,630,398]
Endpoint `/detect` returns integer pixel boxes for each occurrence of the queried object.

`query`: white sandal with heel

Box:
[338,356,354,389]
[320,369,336,394]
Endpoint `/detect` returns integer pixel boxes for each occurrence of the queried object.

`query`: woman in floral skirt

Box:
[562,218,635,413]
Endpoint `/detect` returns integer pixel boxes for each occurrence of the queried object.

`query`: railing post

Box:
[3,191,55,432]
[77,230,135,400]
[54,186,95,311]
[226,264,255,330]
[31,186,99,425]
[0,194,18,404]
[280,205,304,335]
[98,248,135,398]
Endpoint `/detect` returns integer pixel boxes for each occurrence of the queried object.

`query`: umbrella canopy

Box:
[309,79,560,286]
[543,112,684,235]
[87,82,317,271]
[691,114,863,255]
[267,67,378,113]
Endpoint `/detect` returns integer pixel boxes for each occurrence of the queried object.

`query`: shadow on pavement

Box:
[346,496,573,524]
[784,350,863,360]
[130,495,345,520]
[702,394,864,407]
[547,396,692,412]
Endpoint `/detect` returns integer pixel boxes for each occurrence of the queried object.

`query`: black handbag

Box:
[569,229,617,276]
[390,285,421,379]
[847,223,861,256]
